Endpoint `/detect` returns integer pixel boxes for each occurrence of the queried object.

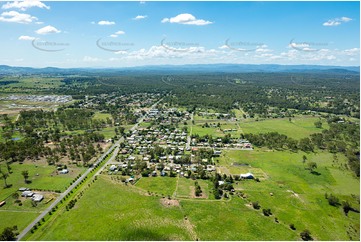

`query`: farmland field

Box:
[190,116,328,140]
[0,211,39,233]
[239,117,329,139]
[136,176,177,197]
[27,176,194,241]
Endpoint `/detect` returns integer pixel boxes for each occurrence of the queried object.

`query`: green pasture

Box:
[217,149,359,240]
[28,177,193,241]
[0,211,39,234]
[239,116,329,139]
[92,112,112,120]
[136,177,177,197]
[98,127,116,139]
[181,198,298,240]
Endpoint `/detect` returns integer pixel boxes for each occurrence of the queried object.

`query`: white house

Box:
[32,194,44,202]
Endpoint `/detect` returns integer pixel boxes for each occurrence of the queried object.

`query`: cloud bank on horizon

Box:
[0,0,359,67]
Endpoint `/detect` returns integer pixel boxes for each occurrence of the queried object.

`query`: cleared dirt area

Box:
[160,198,180,207]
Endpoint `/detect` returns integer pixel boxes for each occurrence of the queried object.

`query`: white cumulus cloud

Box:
[18,35,36,40]
[323,16,352,26]
[133,15,147,20]
[35,25,61,34]
[109,30,125,38]
[98,20,115,25]
[0,11,37,24]
[161,13,212,26]
[2,0,50,11]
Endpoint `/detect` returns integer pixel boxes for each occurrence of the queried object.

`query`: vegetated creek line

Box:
[16,98,162,241]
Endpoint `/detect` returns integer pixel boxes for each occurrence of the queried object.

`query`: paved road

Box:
[95,146,120,176]
[16,98,162,241]
[16,144,116,240]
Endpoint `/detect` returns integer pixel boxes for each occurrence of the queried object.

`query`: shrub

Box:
[262,208,272,216]
[290,224,296,230]
[300,229,313,241]
[327,194,339,206]
[252,201,261,210]
[342,201,352,215]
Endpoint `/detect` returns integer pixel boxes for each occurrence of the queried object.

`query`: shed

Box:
[240,173,254,179]
[21,191,34,197]
[32,194,44,202]
[59,169,69,174]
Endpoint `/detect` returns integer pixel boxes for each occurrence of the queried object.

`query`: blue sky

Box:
[0,0,359,67]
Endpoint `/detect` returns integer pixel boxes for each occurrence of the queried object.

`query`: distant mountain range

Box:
[0,64,359,75]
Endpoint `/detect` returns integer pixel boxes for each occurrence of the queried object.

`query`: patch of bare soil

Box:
[245,202,253,208]
[160,198,180,207]
[287,189,303,202]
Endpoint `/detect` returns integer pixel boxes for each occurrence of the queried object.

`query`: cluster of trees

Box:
[191,133,233,145]
[0,130,104,170]
[324,193,359,216]
[194,181,202,197]
[212,173,234,199]
[0,137,46,163]
[192,148,214,163]
[54,132,104,166]
[310,122,360,176]
[16,109,111,132]
[243,132,310,152]
[0,226,18,241]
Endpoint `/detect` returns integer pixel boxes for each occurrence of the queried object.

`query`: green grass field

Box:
[92,112,112,120]
[239,116,329,139]
[216,149,360,240]
[191,125,225,137]
[0,211,39,233]
[190,116,326,140]
[136,177,177,197]
[181,198,298,241]
[27,177,194,241]
[0,77,64,91]
[98,127,116,139]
